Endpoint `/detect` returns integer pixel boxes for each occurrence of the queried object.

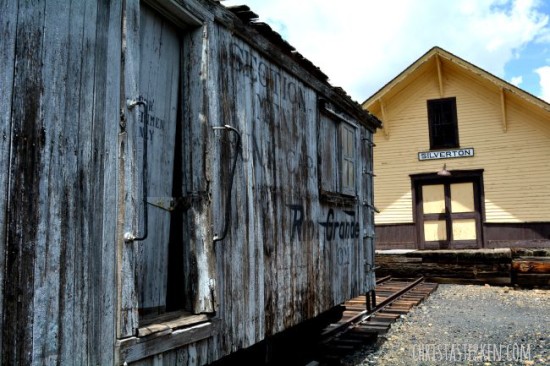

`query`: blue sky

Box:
[223,0,550,103]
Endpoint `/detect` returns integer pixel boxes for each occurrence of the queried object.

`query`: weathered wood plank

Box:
[0,0,18,357]
[181,27,199,319]
[511,248,550,258]
[512,258,550,273]
[3,1,46,364]
[512,273,550,287]
[193,21,217,315]
[119,0,141,338]
[58,1,90,363]
[405,249,512,263]
[229,34,250,346]
[181,22,216,316]
[97,2,122,364]
[119,321,218,364]
[21,2,113,363]
[137,314,209,337]
[376,255,423,263]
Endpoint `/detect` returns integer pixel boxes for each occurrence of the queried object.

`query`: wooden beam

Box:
[379,98,389,139]
[500,88,508,132]
[512,257,550,274]
[137,313,210,337]
[118,320,219,364]
[435,54,444,97]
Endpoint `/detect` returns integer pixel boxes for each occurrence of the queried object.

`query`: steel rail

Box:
[321,277,425,339]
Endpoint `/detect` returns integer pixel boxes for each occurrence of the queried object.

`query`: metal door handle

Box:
[213,125,241,243]
[124,97,149,242]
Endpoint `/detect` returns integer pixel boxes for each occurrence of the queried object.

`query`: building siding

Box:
[371,60,550,226]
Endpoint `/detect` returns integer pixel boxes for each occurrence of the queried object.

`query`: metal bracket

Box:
[146,197,178,212]
[145,194,200,212]
[362,168,376,176]
[361,136,376,147]
[362,201,380,213]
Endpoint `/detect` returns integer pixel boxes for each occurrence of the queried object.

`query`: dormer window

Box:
[427,97,459,149]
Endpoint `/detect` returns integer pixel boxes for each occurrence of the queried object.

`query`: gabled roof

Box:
[362,46,550,114]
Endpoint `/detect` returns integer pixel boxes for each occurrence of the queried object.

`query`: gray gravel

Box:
[342,284,550,366]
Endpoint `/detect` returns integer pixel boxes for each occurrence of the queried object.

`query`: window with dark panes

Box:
[427,97,459,149]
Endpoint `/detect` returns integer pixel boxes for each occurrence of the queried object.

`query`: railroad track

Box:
[314,276,438,365]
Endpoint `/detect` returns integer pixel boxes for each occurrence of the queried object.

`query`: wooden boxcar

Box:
[0,0,380,364]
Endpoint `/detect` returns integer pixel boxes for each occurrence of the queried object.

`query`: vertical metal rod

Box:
[213,125,241,243]
[366,291,372,312]
[124,97,149,242]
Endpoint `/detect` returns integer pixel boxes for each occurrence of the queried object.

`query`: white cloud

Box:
[223,0,550,102]
[510,75,524,86]
[535,66,550,101]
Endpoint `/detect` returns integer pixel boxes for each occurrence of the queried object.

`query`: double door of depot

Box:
[414,174,483,249]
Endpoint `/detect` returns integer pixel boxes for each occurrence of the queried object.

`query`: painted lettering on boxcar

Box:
[231,42,305,107]
[240,132,264,166]
[286,149,314,175]
[287,204,358,267]
[319,209,360,242]
[230,41,316,183]
[287,204,359,243]
[287,204,316,241]
[137,98,167,142]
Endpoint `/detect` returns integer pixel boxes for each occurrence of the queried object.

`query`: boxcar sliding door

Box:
[136,4,182,321]
[119,1,217,351]
[121,2,184,332]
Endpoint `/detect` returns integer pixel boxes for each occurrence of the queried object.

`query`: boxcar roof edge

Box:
[210,1,382,130]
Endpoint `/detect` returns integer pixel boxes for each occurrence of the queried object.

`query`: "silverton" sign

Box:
[418,148,474,161]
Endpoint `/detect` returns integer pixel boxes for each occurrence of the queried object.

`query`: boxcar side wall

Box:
[0,0,377,365]
[216,32,324,343]
[201,22,375,358]
[122,1,377,360]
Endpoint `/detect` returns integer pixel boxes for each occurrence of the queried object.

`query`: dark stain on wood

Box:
[3,2,45,364]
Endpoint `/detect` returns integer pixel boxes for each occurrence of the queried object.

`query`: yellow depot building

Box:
[363,47,550,250]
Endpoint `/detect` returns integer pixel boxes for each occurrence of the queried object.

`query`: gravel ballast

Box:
[344,284,550,366]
